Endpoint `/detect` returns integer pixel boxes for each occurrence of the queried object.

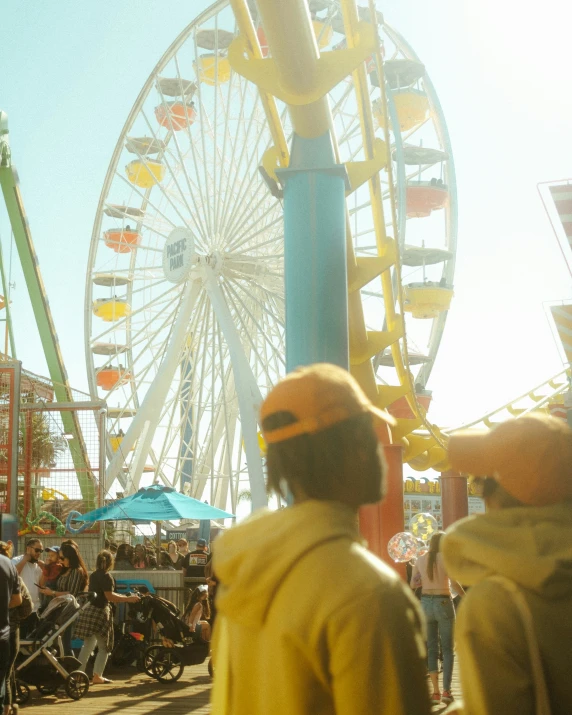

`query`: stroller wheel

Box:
[37,683,59,696]
[208,658,214,678]
[151,648,184,684]
[15,681,30,705]
[142,645,163,677]
[65,671,90,700]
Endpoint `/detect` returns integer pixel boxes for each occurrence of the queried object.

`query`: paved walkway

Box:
[24,658,462,713]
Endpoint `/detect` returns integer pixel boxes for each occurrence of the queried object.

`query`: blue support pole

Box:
[276,132,349,372]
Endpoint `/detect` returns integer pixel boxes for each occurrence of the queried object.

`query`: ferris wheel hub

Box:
[162,227,196,283]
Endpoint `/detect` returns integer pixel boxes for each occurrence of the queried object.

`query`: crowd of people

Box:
[1,363,571,714]
[109,536,211,577]
[0,532,215,703]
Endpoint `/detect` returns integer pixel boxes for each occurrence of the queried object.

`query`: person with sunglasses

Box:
[11,538,43,639]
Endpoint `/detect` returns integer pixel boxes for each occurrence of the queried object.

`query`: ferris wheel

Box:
[85,0,457,509]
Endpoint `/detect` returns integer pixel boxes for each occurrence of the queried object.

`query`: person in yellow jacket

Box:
[211,364,431,715]
[443,413,572,714]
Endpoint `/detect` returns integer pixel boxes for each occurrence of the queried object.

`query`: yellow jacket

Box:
[442,502,572,715]
[211,500,430,714]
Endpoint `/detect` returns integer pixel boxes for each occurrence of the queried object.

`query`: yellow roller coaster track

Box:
[443,368,572,433]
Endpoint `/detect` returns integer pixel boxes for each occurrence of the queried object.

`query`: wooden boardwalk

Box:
[23,658,461,713]
[23,661,212,715]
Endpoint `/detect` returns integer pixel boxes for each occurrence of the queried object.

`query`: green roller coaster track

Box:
[0,111,96,509]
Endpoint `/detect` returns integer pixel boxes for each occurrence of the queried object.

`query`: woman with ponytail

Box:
[410,531,465,706]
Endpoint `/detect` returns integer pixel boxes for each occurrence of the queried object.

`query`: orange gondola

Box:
[155,101,196,131]
[406,182,448,218]
[104,227,141,254]
[96,367,131,391]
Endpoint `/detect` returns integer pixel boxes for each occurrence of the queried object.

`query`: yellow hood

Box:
[442,501,572,598]
[212,500,360,627]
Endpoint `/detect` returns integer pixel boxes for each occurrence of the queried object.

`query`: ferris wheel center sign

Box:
[163,227,196,283]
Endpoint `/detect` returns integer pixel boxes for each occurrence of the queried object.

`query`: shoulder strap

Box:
[488,576,551,715]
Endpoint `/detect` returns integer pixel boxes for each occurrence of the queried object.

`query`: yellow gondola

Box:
[194,54,231,85]
[403,283,453,319]
[92,298,131,322]
[125,159,165,189]
[312,19,333,49]
[373,89,430,133]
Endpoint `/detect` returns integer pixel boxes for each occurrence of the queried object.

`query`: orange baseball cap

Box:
[260,363,396,445]
[448,412,572,506]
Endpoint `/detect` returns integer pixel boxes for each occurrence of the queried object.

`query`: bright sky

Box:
[1,0,572,443]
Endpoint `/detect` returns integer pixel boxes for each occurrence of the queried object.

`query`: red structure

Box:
[440,470,468,528]
[359,444,405,577]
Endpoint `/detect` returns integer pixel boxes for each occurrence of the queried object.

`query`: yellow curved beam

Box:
[230,0,442,459]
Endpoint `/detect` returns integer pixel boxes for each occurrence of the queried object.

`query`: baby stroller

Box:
[129,591,210,683]
[15,593,93,702]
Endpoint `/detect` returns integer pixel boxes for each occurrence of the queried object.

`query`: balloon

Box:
[409,512,439,541]
[387,531,417,563]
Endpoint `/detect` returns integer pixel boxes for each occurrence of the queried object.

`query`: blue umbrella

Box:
[76,484,235,522]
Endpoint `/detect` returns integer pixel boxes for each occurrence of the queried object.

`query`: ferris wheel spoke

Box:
[216,82,264,233]
[222,162,278,245]
[224,192,281,252]
[112,169,182,231]
[91,281,181,346]
[227,215,282,254]
[125,136,207,251]
[193,352,239,506]
[226,277,285,332]
[194,399,233,506]
[217,92,270,237]
[214,67,243,237]
[222,282,284,384]
[152,381,190,478]
[230,228,283,256]
[114,317,183,408]
[192,35,217,238]
[167,54,216,244]
[139,106,210,249]
[215,76,251,230]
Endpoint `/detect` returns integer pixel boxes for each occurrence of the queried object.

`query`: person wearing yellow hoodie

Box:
[443,412,572,715]
[211,364,431,715]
